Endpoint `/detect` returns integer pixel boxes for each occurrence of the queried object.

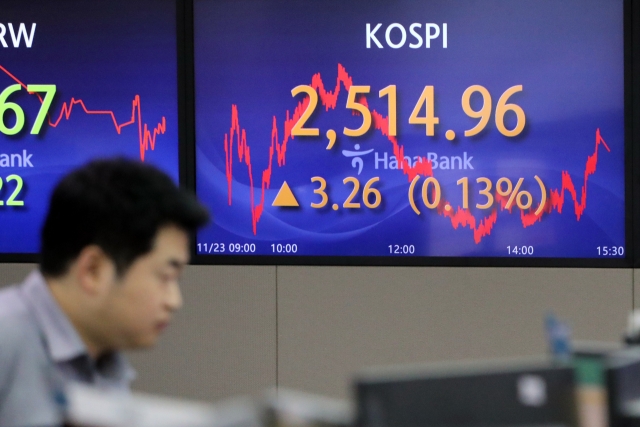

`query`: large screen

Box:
[0,0,180,257]
[193,0,629,265]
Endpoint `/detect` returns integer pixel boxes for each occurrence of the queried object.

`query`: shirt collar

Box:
[18,270,136,383]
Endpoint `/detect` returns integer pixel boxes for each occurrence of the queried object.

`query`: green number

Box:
[0,84,25,136]
[6,175,24,206]
[27,85,56,134]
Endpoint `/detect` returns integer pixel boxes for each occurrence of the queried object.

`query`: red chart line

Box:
[439,129,610,243]
[224,63,612,242]
[0,64,165,161]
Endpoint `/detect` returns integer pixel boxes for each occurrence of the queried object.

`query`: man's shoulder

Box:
[0,311,39,345]
[0,285,62,427]
[0,283,30,318]
[0,284,35,336]
[0,283,44,362]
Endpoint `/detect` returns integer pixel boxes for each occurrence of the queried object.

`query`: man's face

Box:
[99,225,189,349]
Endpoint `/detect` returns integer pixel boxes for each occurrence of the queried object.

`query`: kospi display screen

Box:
[193,0,629,265]
[0,0,180,256]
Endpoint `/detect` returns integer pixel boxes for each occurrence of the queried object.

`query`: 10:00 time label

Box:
[271,243,298,254]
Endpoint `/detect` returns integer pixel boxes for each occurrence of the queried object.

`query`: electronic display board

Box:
[0,0,180,257]
[192,0,629,265]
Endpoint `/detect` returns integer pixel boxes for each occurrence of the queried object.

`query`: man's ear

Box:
[74,245,115,296]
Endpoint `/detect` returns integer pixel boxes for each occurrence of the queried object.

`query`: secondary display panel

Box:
[193,0,629,265]
[0,0,180,257]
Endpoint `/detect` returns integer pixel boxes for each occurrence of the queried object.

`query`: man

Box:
[0,158,209,427]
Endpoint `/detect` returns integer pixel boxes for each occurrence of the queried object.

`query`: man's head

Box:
[40,158,209,355]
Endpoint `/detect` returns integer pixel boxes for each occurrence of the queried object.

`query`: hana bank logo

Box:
[342,144,374,175]
[342,146,474,175]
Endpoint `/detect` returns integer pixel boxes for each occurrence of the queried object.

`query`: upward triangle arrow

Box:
[272,181,299,207]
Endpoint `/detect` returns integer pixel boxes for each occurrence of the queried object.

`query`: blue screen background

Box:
[194,0,625,258]
[0,0,179,254]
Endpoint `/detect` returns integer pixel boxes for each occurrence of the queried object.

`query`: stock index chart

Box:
[0,0,179,254]
[194,0,626,262]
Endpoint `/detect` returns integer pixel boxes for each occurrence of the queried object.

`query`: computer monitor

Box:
[355,358,578,427]
[571,343,640,427]
[604,348,640,427]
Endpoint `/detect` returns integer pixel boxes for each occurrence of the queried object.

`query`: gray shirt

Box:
[0,270,135,427]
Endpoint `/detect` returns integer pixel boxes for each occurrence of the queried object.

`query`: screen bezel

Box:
[187,0,635,268]
[0,0,186,264]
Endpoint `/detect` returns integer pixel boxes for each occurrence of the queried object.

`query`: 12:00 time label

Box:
[389,245,415,254]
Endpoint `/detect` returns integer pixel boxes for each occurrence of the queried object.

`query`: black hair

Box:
[40,158,210,277]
